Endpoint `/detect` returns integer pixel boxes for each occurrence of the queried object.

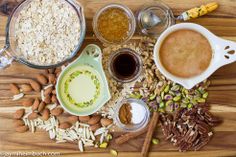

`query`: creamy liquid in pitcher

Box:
[159,29,212,78]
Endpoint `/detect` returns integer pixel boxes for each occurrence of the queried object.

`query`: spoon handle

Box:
[0,0,19,16]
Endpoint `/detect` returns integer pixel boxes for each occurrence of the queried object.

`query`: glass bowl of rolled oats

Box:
[1,0,86,69]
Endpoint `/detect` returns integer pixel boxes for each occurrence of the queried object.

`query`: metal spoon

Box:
[141,10,162,30]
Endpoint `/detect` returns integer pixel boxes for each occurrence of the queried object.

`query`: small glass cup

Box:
[93,3,136,45]
[114,98,150,132]
[108,48,142,83]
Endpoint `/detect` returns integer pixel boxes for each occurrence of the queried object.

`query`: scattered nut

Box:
[101,118,113,127]
[48,68,55,74]
[38,101,46,112]
[13,109,25,119]
[16,125,29,133]
[68,116,79,124]
[78,116,90,123]
[32,98,40,111]
[44,86,53,96]
[99,142,108,148]
[13,119,25,127]
[10,83,20,95]
[51,107,64,116]
[22,98,34,107]
[44,95,51,104]
[28,112,39,120]
[29,80,41,92]
[41,108,50,121]
[90,123,101,132]
[52,89,56,95]
[87,115,101,125]
[21,84,33,92]
[36,74,48,85]
[51,95,58,104]
[48,74,56,84]
[110,149,118,156]
[59,122,71,129]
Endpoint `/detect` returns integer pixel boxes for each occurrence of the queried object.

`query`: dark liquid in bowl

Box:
[110,50,141,81]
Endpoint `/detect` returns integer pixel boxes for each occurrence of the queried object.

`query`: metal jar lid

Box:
[136,2,175,37]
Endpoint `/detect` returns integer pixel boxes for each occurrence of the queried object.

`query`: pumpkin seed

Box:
[110,149,118,156]
[99,142,108,148]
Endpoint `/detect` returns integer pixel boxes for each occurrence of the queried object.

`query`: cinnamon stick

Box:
[115,125,148,145]
[141,112,159,157]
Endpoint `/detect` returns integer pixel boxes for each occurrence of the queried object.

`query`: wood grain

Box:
[1,0,236,157]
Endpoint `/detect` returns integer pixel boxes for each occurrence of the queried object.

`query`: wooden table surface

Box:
[1,0,236,157]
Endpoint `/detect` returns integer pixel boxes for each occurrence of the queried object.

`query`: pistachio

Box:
[152,138,159,145]
[106,134,113,141]
[197,98,206,103]
[164,85,170,93]
[99,142,108,148]
[149,93,156,101]
[173,95,181,102]
[110,149,118,156]
[159,102,165,108]
[202,92,208,99]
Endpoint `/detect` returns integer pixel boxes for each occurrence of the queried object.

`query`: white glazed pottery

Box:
[154,23,236,89]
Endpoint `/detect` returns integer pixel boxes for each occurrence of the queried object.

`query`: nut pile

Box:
[160,104,221,152]
[11,66,114,152]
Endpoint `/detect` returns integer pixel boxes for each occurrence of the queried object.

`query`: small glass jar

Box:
[93,3,136,45]
[114,98,150,132]
[108,48,142,83]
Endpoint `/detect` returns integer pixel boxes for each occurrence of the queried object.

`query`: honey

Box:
[97,7,130,43]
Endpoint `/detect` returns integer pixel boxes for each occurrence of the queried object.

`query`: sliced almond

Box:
[51,107,64,116]
[13,119,25,127]
[32,98,40,111]
[36,74,48,85]
[79,116,90,123]
[38,101,46,112]
[22,98,34,107]
[16,125,29,133]
[21,84,33,92]
[41,108,50,121]
[10,83,20,95]
[29,80,41,92]
[68,116,79,124]
[28,112,38,120]
[87,115,101,125]
[44,86,53,96]
[59,122,71,129]
[90,123,101,132]
[101,118,113,127]
[13,109,25,119]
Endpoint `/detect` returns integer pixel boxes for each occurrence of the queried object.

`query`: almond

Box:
[13,119,25,127]
[22,98,34,107]
[10,83,20,95]
[44,86,53,96]
[44,95,51,104]
[51,95,58,104]
[87,115,101,125]
[38,101,46,112]
[13,109,25,119]
[32,98,40,111]
[68,116,79,124]
[16,125,29,133]
[36,74,48,85]
[29,80,41,92]
[41,108,50,121]
[28,112,38,120]
[54,67,61,74]
[43,69,49,74]
[101,118,113,127]
[52,89,56,94]
[21,84,33,92]
[56,71,61,78]
[78,116,90,123]
[48,68,55,74]
[51,107,64,116]
[48,74,56,84]
[59,122,71,129]
[90,123,101,132]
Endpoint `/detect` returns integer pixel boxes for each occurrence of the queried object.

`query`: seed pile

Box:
[160,104,221,152]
